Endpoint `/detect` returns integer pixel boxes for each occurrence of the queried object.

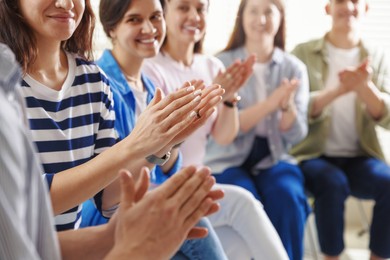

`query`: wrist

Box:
[281,103,291,112]
[223,94,241,108]
[145,150,171,166]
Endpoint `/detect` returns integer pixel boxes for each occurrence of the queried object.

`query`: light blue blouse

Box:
[205,47,309,174]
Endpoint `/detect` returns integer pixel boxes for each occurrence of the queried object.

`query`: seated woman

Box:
[81,0,228,259]
[202,0,311,259]
[0,0,221,246]
[142,0,288,259]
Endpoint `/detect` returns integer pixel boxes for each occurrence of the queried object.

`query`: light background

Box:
[92,0,390,55]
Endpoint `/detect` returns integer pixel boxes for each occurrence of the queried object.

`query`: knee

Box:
[264,180,306,210]
[224,185,263,211]
[314,172,350,199]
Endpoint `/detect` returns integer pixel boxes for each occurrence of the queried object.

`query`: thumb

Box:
[359,58,370,71]
[135,167,151,202]
[119,169,136,209]
[150,88,163,106]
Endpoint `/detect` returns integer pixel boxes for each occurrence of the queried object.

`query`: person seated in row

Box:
[143,0,288,258]
[0,2,224,259]
[0,42,223,260]
[204,0,311,259]
[291,0,390,259]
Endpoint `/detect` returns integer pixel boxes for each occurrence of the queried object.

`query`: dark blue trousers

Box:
[300,156,390,258]
[214,137,310,260]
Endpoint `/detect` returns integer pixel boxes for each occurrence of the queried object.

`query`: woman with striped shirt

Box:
[0,0,220,233]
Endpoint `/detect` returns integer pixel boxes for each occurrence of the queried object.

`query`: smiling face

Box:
[18,0,84,43]
[242,0,281,46]
[326,0,368,33]
[110,0,165,60]
[164,0,208,46]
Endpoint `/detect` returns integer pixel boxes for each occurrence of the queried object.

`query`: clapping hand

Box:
[214,54,256,101]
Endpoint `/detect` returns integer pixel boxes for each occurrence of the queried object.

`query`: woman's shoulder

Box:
[277,49,307,72]
[64,53,111,93]
[215,48,243,63]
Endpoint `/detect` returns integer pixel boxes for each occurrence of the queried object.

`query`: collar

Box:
[97,49,155,97]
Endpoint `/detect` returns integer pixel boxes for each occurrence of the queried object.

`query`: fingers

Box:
[204,203,221,216]
[153,82,203,115]
[148,87,164,106]
[163,84,223,137]
[197,87,224,117]
[119,169,136,209]
[157,83,204,124]
[183,197,214,230]
[134,167,150,202]
[178,80,203,91]
[224,60,242,77]
[186,227,209,240]
[177,168,215,216]
[244,54,257,67]
[154,165,197,199]
[196,84,224,113]
[359,57,370,71]
[207,189,225,201]
[172,168,215,208]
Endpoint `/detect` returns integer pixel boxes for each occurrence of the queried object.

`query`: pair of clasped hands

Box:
[105,80,226,259]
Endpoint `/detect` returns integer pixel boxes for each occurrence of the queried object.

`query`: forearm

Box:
[357,81,385,120]
[211,104,239,145]
[310,88,342,118]
[50,140,144,215]
[239,100,274,133]
[104,246,147,260]
[58,224,114,260]
[279,106,297,132]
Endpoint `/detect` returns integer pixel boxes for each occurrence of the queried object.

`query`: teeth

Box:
[139,38,155,43]
[184,26,199,31]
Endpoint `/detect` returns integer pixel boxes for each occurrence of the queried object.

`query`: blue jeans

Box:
[300,156,390,258]
[81,201,227,260]
[215,162,309,260]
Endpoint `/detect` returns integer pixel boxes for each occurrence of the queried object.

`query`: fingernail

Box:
[193,89,202,96]
[193,95,201,102]
[186,85,195,92]
[189,111,197,118]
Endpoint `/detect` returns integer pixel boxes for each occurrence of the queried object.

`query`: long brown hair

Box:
[0,0,95,72]
[161,0,209,54]
[224,0,285,52]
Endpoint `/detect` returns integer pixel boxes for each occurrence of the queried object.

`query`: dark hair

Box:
[224,0,285,52]
[161,0,208,54]
[100,0,165,39]
[0,0,95,73]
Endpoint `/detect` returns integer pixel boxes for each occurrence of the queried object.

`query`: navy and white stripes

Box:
[19,52,117,231]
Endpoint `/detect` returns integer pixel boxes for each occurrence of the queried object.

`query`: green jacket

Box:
[290,35,390,162]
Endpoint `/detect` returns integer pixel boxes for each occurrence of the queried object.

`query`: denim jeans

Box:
[172,218,227,260]
[300,156,390,258]
[80,201,227,260]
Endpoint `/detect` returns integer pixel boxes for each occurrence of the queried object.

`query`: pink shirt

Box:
[143,52,224,167]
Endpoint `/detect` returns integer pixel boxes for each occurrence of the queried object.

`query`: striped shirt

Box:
[19,52,117,231]
[0,43,61,260]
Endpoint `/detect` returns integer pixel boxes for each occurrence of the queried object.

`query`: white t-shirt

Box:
[324,42,362,157]
[128,83,148,119]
